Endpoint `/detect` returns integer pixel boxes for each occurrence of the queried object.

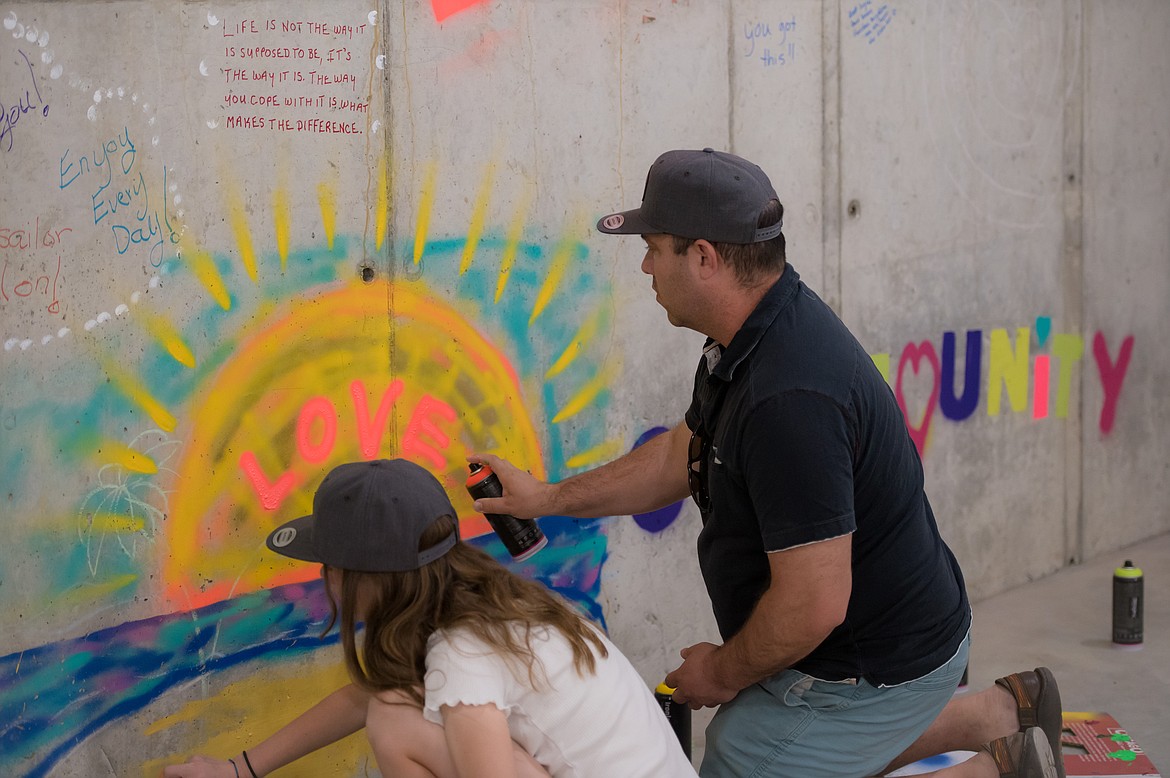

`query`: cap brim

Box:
[596,208,661,236]
[266,514,320,563]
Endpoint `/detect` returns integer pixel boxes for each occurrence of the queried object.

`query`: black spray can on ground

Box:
[655,682,692,760]
[466,463,547,562]
[1112,560,1144,647]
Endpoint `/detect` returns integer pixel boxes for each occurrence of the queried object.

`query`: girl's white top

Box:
[423,623,698,777]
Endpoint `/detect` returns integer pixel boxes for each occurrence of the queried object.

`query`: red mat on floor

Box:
[891,712,1159,776]
[1062,712,1160,777]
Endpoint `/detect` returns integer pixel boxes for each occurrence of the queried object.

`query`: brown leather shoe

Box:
[994,667,1065,778]
[982,728,1059,778]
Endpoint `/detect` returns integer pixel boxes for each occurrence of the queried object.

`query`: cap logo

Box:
[601,214,625,230]
[271,527,298,548]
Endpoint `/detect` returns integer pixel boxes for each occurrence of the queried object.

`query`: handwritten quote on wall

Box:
[214,13,373,135]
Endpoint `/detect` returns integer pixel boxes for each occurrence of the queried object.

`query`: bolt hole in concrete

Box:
[848,199,860,218]
[361,265,375,283]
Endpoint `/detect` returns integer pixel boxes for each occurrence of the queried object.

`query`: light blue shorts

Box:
[700,633,970,778]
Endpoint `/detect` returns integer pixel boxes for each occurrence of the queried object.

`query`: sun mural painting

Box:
[1,146,650,775]
[164,279,547,609]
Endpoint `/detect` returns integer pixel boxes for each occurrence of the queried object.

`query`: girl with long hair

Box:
[165,459,696,778]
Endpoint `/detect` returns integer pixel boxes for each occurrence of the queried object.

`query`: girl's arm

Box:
[243,683,369,774]
[443,703,550,778]
[164,684,369,777]
[443,703,517,778]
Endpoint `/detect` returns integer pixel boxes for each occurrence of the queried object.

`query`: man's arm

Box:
[665,534,853,707]
[469,420,691,519]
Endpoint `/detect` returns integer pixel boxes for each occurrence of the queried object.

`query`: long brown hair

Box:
[324,515,608,705]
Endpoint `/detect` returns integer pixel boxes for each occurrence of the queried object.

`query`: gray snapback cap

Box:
[596,148,782,243]
[266,459,458,572]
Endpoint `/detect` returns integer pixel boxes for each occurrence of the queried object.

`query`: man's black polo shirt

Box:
[684,264,970,685]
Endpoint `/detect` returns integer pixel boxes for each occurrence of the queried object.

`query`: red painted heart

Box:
[895,341,940,456]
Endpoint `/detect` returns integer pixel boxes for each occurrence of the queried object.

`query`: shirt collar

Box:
[706,263,800,381]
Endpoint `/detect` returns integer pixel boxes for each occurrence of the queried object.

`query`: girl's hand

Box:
[162,755,239,778]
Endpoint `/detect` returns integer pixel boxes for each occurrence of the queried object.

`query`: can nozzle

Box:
[1114,560,1143,578]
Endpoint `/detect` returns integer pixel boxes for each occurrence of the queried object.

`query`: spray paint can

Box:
[654,682,692,760]
[466,462,547,562]
[1112,560,1144,647]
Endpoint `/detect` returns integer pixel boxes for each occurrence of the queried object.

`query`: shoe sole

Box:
[1023,727,1059,778]
[1033,667,1066,778]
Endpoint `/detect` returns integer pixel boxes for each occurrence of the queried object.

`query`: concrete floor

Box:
[688,530,1170,773]
[963,530,1169,771]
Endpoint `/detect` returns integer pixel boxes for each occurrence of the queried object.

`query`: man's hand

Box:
[467,453,556,519]
[162,755,238,778]
[664,642,741,710]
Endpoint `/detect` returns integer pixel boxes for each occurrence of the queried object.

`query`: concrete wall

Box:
[1,1,1166,774]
